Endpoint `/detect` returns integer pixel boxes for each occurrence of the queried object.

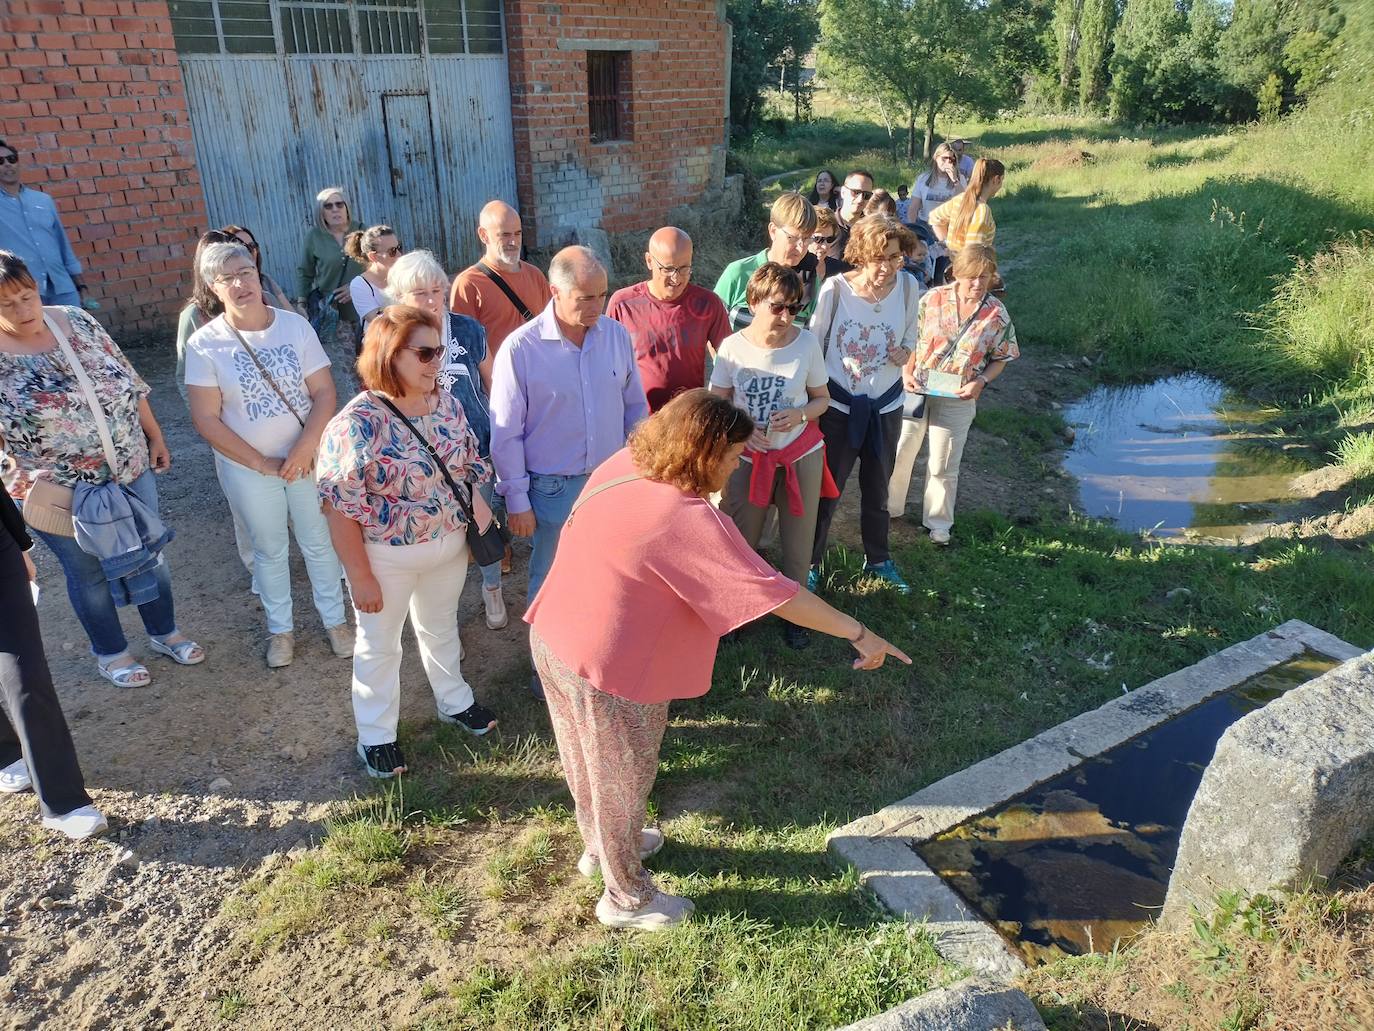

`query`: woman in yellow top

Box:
[929,158,1005,254]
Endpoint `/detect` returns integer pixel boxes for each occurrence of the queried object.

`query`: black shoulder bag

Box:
[372,394,510,566]
[478,261,535,321]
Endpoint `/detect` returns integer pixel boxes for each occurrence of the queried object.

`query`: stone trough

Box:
[827,619,1368,980]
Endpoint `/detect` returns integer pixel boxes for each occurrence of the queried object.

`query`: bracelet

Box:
[800,409,808,424]
[848,621,867,644]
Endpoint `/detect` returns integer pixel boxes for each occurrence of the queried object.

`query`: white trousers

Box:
[351,532,473,747]
[887,396,977,532]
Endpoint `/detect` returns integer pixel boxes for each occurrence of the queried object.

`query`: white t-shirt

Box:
[912,169,968,225]
[350,275,390,323]
[810,272,920,415]
[184,309,330,459]
[710,327,827,452]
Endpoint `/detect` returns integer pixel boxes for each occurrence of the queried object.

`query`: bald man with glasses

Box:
[607,227,730,412]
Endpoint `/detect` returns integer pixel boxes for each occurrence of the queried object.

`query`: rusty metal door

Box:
[381,92,441,256]
[170,0,516,285]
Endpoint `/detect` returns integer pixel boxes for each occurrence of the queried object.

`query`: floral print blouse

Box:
[911,285,1019,391]
[316,390,490,546]
[0,306,150,501]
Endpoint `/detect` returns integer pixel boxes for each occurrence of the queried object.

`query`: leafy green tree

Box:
[1108,0,1228,121]
[1214,0,1342,118]
[1053,0,1086,105]
[818,0,1022,160]
[727,0,821,136]
[1075,0,1116,109]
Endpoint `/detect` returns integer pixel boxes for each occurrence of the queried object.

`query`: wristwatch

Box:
[800,409,808,424]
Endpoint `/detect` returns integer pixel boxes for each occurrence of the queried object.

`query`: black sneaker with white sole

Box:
[358,741,407,779]
[439,702,497,736]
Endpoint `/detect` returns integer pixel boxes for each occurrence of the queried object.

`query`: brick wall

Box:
[0,1,205,341]
[505,0,729,248]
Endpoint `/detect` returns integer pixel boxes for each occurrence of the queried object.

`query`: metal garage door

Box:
[168,0,517,289]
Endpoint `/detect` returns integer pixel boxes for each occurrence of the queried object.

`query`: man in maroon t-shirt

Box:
[607,227,730,412]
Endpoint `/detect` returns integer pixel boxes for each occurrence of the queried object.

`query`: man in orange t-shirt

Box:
[449,200,551,353]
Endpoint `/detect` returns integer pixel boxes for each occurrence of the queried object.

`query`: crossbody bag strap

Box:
[372,393,478,524]
[45,313,119,477]
[566,473,643,526]
[478,262,534,321]
[224,320,307,427]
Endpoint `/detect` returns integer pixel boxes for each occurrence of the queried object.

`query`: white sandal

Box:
[97,653,151,688]
[147,634,205,666]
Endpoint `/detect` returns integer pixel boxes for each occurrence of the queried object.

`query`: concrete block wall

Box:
[0,0,205,340]
[504,0,729,247]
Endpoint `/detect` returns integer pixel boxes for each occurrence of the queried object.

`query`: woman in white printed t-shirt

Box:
[709,262,831,650]
[184,242,353,670]
[807,216,921,596]
[344,225,401,326]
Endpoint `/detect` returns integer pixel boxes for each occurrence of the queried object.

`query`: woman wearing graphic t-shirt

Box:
[185,242,352,670]
[808,216,921,596]
[709,263,830,649]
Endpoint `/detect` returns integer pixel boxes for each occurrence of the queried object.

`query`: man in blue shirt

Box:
[0,140,86,306]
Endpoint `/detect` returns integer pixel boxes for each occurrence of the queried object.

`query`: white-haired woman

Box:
[296,186,363,347]
[388,250,507,631]
[185,242,352,668]
[344,225,400,327]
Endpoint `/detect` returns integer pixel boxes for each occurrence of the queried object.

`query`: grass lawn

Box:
[227,94,1374,1029]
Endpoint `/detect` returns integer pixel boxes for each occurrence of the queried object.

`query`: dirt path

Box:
[0,319,1144,1030]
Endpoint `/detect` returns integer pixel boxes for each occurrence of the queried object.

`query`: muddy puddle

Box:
[915,652,1340,966]
[1062,374,1313,539]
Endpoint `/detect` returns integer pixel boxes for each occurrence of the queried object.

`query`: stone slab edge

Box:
[827,620,1363,980]
[835,976,1048,1031]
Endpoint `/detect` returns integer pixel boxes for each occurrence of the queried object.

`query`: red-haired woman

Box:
[526,389,909,930]
[317,306,499,780]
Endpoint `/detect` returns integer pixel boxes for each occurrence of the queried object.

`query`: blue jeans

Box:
[477,480,504,591]
[32,469,178,659]
[44,287,81,307]
[526,472,589,603]
[215,455,347,634]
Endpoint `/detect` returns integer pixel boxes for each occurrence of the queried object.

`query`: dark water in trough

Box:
[1062,374,1313,539]
[915,652,1339,965]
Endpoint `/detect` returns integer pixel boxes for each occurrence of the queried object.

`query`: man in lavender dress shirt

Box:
[489,246,649,697]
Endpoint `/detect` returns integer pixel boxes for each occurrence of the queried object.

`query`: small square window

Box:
[587,50,630,144]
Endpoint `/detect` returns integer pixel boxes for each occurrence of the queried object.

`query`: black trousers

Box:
[811,405,902,567]
[0,529,92,819]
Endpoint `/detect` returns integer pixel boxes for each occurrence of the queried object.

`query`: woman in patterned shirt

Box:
[0,251,204,688]
[185,242,352,670]
[897,245,1019,544]
[317,305,499,780]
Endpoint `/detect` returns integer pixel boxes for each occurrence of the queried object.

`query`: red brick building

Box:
[0,1,731,338]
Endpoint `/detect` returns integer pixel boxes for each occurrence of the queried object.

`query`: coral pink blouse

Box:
[525,448,799,704]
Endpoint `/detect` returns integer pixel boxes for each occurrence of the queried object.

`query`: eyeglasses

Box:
[650,256,692,278]
[0,154,18,165]
[811,234,836,246]
[844,187,874,201]
[766,301,804,317]
[406,344,444,364]
[374,245,403,258]
[213,268,260,287]
[323,201,347,210]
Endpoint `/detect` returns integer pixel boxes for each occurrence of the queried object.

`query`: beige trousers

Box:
[887,396,977,532]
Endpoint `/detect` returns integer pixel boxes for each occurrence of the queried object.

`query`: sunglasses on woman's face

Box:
[767,301,803,317]
[0,153,19,165]
[406,344,444,364]
[811,234,836,246]
[323,201,347,210]
[375,245,403,258]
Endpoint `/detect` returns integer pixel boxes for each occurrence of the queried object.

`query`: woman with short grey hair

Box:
[297,186,363,349]
[185,242,353,668]
[388,250,508,631]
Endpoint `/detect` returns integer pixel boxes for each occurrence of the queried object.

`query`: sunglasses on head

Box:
[0,153,18,165]
[406,344,444,364]
[767,301,804,317]
[323,200,347,210]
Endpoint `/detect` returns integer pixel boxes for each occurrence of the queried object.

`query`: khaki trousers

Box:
[887,396,977,532]
[722,447,825,585]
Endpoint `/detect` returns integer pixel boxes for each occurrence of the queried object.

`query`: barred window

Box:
[168,0,503,57]
[587,51,631,144]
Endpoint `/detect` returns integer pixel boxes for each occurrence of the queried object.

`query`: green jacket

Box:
[712,249,820,330]
[297,223,363,319]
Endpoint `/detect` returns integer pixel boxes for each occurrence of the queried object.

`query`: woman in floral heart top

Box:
[806,215,921,595]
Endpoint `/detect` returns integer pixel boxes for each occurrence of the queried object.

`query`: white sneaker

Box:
[42,805,109,840]
[0,757,32,794]
[595,890,694,931]
[578,828,665,878]
[928,527,951,545]
[266,632,295,668]
[483,585,509,630]
[325,623,355,658]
